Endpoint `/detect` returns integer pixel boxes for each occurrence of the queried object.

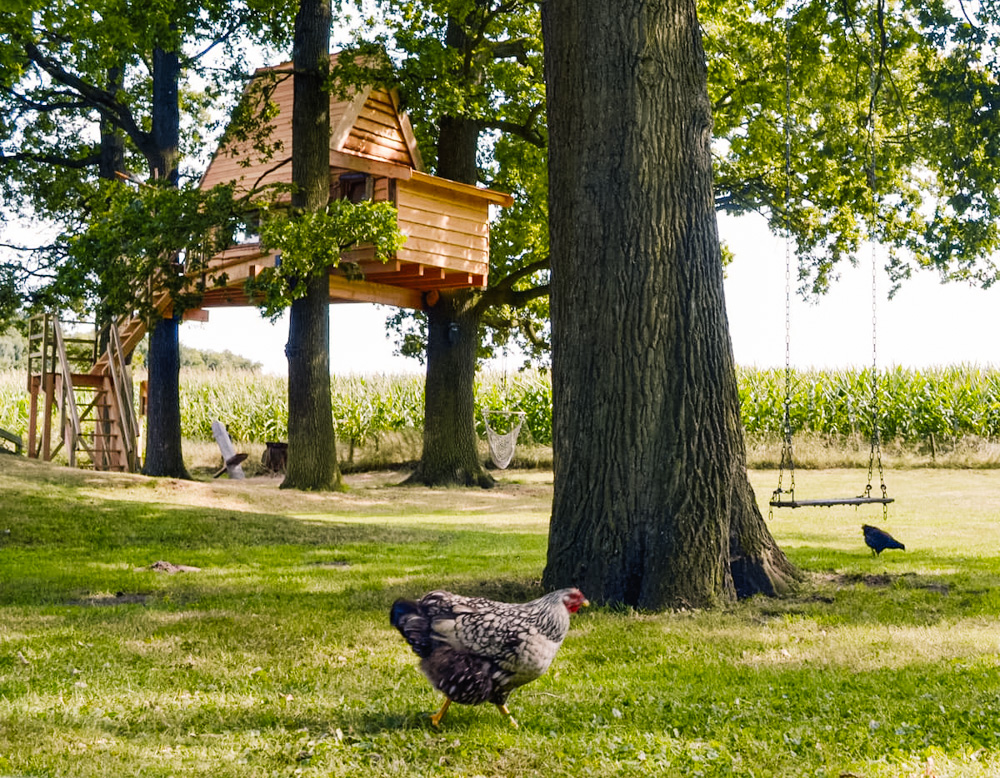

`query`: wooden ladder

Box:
[26,313,142,472]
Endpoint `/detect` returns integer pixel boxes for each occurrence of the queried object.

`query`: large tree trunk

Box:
[406,290,493,488]
[143,46,188,478]
[283,271,338,489]
[282,0,339,491]
[142,312,188,478]
[540,0,798,609]
[409,66,493,487]
[97,66,126,330]
[99,67,125,181]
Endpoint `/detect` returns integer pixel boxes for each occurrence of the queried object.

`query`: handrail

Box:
[27,312,140,471]
[91,287,173,375]
[51,318,83,467]
[106,324,139,471]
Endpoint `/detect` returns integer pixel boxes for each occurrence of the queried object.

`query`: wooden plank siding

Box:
[200,67,296,193]
[393,174,505,281]
[341,90,415,166]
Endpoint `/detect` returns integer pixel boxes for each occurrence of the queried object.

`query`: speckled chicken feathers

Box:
[391,588,580,704]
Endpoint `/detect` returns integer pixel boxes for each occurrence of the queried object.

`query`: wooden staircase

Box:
[26,313,142,472]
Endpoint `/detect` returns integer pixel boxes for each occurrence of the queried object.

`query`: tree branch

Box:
[495,256,550,292]
[0,149,101,169]
[252,156,292,192]
[489,37,532,64]
[502,282,549,308]
[474,256,549,314]
[181,26,238,67]
[23,41,155,158]
[481,105,546,147]
[1,86,91,114]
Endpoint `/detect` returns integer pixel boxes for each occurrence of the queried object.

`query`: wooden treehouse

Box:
[196,61,513,311]
[24,61,511,473]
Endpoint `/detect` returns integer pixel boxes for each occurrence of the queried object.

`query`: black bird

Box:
[862,524,905,555]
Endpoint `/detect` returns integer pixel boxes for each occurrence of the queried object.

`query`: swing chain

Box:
[770,4,893,518]
[866,251,889,518]
[771,12,796,523]
[866,9,890,522]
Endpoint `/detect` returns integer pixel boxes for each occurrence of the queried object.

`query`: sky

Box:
[178,211,1000,375]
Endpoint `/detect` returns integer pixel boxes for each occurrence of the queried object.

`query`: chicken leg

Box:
[430,697,452,728]
[496,703,519,729]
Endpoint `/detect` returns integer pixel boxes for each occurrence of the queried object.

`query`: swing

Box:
[768,8,893,517]
[482,349,525,470]
[483,410,525,470]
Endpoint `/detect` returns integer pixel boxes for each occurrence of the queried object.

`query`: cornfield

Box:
[0,371,28,440]
[3,365,1000,456]
[736,365,1000,442]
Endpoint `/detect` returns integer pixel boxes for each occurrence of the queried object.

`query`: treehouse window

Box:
[233,212,261,245]
[339,172,373,203]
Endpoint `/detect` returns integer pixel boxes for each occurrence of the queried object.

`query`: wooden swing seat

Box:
[769,495,894,509]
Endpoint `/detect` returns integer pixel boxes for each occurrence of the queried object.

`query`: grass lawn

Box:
[1,455,999,777]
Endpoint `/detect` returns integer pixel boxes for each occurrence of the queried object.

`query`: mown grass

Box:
[2,456,1000,777]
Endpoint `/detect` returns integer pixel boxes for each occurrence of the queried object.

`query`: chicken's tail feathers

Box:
[390,598,419,628]
[390,598,435,658]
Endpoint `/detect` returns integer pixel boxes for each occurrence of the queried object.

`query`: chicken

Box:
[863,524,905,555]
[390,587,588,728]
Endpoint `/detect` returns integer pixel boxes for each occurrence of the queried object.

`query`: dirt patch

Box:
[830,571,950,593]
[148,560,202,574]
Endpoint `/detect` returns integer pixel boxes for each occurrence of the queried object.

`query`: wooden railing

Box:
[105,323,140,472]
[50,318,83,467]
[26,312,140,472]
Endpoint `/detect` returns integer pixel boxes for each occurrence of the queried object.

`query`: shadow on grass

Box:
[4,461,999,632]
[1,488,446,552]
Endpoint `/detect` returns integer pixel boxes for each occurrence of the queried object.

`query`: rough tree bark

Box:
[142,45,188,479]
[540,0,799,609]
[407,289,493,488]
[98,67,125,181]
[281,0,339,491]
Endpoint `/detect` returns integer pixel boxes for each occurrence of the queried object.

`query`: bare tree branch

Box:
[1,85,91,114]
[475,256,549,315]
[0,150,101,169]
[481,107,545,147]
[181,25,238,67]
[22,40,155,159]
[489,38,531,64]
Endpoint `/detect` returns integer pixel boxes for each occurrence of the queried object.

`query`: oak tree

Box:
[339,0,550,487]
[0,0,291,476]
[540,0,800,608]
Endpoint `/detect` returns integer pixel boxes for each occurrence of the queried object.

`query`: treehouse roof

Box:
[199,60,428,192]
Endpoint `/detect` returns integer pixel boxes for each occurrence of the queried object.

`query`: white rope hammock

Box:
[483,410,525,469]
